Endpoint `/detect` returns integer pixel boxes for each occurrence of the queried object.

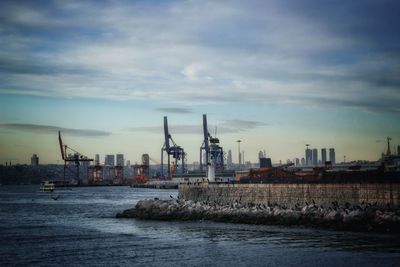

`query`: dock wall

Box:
[178,183,400,208]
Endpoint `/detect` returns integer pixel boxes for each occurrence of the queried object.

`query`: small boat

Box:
[40,181,55,192]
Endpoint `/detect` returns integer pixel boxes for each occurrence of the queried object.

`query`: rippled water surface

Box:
[1,185,400,266]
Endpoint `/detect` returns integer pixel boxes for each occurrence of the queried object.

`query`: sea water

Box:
[1,185,399,266]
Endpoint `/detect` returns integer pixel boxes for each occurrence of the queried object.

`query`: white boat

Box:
[40,181,55,192]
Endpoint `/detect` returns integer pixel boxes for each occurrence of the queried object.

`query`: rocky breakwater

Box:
[117,199,400,232]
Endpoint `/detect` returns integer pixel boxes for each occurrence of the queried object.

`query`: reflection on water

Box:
[1,185,399,266]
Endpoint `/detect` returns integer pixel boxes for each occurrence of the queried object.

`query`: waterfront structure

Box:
[329,148,336,165]
[321,148,327,165]
[81,156,90,168]
[161,116,186,177]
[312,149,318,166]
[105,154,115,166]
[116,154,124,167]
[31,154,39,166]
[259,157,272,168]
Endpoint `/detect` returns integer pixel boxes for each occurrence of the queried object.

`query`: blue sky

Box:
[0,0,399,164]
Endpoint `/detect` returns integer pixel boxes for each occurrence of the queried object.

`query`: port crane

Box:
[200,114,224,173]
[58,131,93,184]
[387,136,392,156]
[160,116,186,178]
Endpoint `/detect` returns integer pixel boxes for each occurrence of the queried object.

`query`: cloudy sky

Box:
[0,0,399,164]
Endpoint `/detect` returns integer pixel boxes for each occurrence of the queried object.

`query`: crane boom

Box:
[58,131,65,160]
[163,116,170,151]
[149,156,160,164]
[203,114,209,152]
[161,116,185,178]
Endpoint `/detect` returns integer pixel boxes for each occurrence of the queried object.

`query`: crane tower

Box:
[160,116,186,178]
[200,114,224,174]
[58,131,93,185]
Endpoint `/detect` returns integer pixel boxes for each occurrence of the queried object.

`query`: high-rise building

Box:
[105,155,115,166]
[31,154,39,166]
[95,154,100,165]
[321,148,327,165]
[329,148,336,165]
[398,145,400,156]
[227,150,232,169]
[305,148,312,166]
[258,150,265,159]
[295,158,300,166]
[301,157,305,166]
[306,148,312,166]
[116,154,124,167]
[312,149,318,166]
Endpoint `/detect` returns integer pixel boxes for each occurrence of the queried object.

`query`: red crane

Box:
[58,131,93,185]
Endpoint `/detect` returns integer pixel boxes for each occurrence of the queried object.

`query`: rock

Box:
[116,199,400,232]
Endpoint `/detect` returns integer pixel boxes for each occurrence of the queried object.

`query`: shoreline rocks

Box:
[116,199,400,233]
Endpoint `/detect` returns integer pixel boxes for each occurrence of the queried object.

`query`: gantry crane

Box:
[58,131,93,185]
[387,136,392,156]
[200,114,224,172]
[160,116,186,178]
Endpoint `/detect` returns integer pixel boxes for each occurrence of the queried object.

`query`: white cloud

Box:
[127,118,267,134]
[0,0,399,112]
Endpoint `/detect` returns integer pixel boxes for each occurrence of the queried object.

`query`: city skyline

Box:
[1,0,399,164]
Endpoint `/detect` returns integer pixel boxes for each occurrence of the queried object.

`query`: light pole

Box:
[237,140,241,170]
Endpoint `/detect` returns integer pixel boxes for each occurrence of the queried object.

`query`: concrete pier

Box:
[178,183,400,208]
[117,182,400,232]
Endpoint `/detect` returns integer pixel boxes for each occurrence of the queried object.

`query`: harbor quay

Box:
[179,183,400,209]
[117,182,400,232]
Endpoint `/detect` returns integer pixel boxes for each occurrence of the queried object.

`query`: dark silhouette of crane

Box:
[160,116,185,178]
[200,114,224,172]
[58,131,93,185]
[200,114,210,172]
[387,136,392,156]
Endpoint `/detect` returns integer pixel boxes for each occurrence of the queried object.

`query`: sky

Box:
[0,0,399,165]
